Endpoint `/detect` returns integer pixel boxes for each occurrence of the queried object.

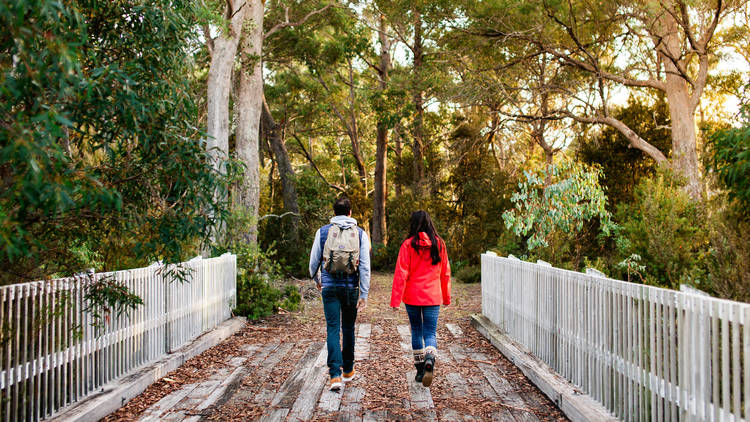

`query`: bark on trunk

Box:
[206,3,248,171]
[262,96,300,245]
[347,59,367,191]
[234,0,264,244]
[393,125,403,198]
[411,7,425,198]
[659,11,703,200]
[205,1,249,242]
[372,15,391,246]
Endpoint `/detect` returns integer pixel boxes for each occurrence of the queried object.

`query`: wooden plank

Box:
[363,410,388,422]
[448,344,468,362]
[258,408,289,422]
[339,386,365,421]
[492,409,519,422]
[440,408,479,421]
[445,372,469,398]
[445,323,463,338]
[252,342,294,404]
[471,352,539,422]
[137,383,200,421]
[265,342,325,412]
[184,357,251,419]
[286,361,327,421]
[354,323,372,361]
[406,370,434,409]
[397,324,412,352]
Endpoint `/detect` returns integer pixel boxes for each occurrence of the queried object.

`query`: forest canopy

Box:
[2,0,750,308]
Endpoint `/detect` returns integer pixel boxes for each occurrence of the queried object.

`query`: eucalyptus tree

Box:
[471,0,747,199]
[1,0,232,283]
[374,0,458,198]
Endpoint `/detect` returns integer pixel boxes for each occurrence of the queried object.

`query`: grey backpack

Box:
[322,225,360,276]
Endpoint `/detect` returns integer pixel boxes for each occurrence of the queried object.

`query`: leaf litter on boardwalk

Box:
[103,273,567,421]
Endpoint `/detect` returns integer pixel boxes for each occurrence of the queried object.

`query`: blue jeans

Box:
[405,304,440,351]
[321,286,358,378]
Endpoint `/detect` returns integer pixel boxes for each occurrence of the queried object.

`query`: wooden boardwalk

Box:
[105,276,566,421]
[126,323,558,421]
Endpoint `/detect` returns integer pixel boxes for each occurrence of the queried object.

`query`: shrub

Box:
[503,159,615,269]
[706,200,750,302]
[217,209,301,320]
[708,106,750,214]
[455,265,481,283]
[615,172,710,289]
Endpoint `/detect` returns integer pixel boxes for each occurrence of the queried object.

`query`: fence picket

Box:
[0,254,236,422]
[481,254,750,422]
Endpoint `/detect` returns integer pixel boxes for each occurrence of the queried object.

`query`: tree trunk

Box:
[347,59,368,191]
[411,7,425,198]
[659,12,703,200]
[234,0,264,244]
[393,125,403,198]
[205,1,249,242]
[372,15,391,246]
[261,96,300,245]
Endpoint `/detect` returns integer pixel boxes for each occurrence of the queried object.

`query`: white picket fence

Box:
[0,253,237,422]
[481,253,749,422]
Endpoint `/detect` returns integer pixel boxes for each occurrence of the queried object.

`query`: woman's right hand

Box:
[391,306,399,311]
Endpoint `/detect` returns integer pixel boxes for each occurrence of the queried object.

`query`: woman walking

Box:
[390,210,451,387]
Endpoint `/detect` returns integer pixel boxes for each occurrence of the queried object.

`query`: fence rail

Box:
[0,253,237,422]
[481,253,749,422]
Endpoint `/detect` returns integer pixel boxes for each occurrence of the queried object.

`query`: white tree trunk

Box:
[205,2,249,244]
[235,0,264,244]
[206,3,247,174]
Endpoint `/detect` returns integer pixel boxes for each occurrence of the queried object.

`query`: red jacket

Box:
[390,232,451,307]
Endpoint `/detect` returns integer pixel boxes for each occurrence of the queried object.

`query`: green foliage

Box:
[0,0,233,283]
[503,160,615,254]
[455,265,481,284]
[218,209,300,320]
[230,244,301,320]
[614,173,710,289]
[709,107,750,214]
[706,202,750,302]
[84,276,144,328]
[577,97,672,206]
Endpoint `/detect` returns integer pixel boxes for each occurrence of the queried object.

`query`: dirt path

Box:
[104,273,568,421]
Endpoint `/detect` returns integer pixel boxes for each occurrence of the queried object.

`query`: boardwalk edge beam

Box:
[471,314,618,422]
[48,317,247,422]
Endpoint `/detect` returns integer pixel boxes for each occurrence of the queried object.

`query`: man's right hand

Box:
[315,281,322,292]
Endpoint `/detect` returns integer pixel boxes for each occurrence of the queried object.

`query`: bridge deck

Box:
[104,274,567,421]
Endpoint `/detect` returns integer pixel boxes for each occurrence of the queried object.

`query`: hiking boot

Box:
[414,362,425,383]
[330,377,343,391]
[343,369,356,381]
[422,353,435,387]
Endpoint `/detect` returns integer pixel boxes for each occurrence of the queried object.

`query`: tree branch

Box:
[291,134,346,193]
[202,24,214,57]
[538,44,667,91]
[564,112,669,164]
[264,3,333,40]
[697,0,723,52]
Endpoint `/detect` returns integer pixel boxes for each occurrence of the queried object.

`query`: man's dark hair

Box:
[333,197,351,216]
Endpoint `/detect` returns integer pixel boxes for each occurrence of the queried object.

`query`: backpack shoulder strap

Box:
[319,224,333,256]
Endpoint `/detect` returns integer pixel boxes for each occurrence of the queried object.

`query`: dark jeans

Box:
[321,286,358,378]
[405,304,440,351]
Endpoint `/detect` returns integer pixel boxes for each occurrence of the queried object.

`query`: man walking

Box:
[309,197,370,391]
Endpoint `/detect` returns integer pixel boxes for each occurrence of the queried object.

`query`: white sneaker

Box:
[330,377,343,391]
[342,369,356,381]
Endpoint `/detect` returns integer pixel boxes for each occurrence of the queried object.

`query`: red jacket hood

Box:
[390,232,451,307]
[413,232,434,247]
